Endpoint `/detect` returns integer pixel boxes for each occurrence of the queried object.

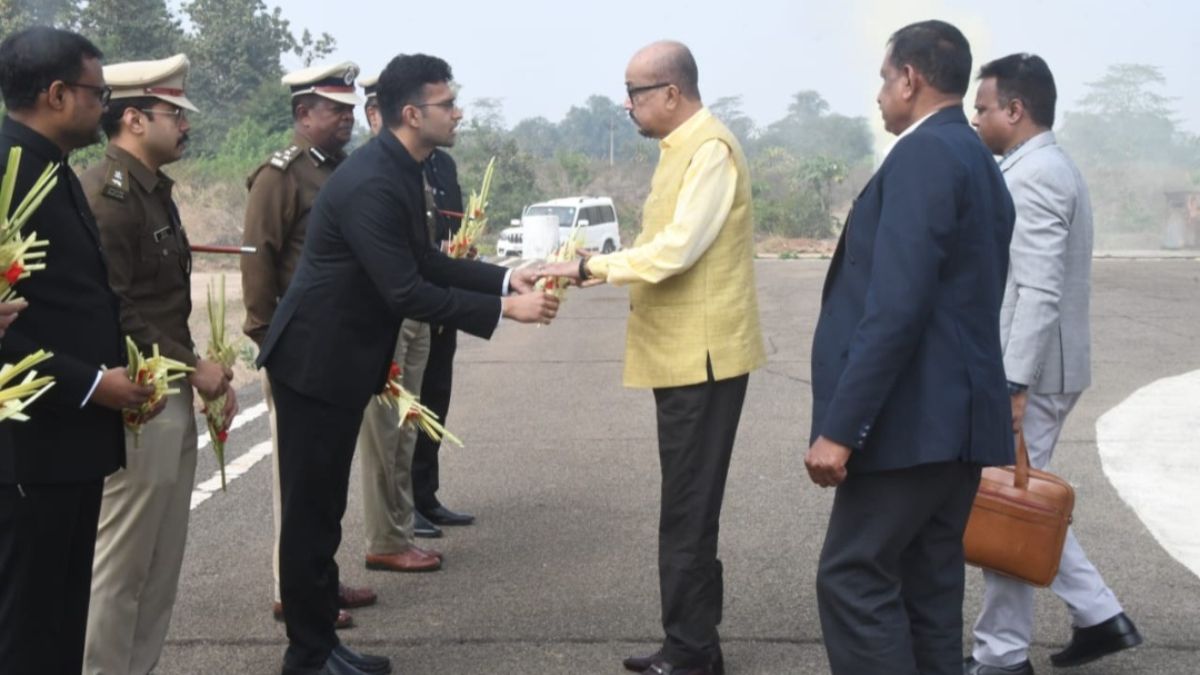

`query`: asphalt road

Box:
[158,258,1200,674]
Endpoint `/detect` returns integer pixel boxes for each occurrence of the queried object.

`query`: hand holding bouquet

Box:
[446,156,495,259]
[0,147,57,302]
[377,361,462,447]
[203,275,239,489]
[535,222,584,300]
[122,336,193,446]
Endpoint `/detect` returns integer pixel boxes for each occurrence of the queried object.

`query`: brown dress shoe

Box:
[411,545,444,561]
[272,602,354,629]
[337,582,377,608]
[365,548,442,572]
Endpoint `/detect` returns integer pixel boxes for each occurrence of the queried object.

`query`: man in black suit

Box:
[0,27,158,675]
[804,20,1016,675]
[257,53,557,675]
[412,148,476,533]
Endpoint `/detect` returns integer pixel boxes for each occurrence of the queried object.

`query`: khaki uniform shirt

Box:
[82,145,196,366]
[240,132,344,345]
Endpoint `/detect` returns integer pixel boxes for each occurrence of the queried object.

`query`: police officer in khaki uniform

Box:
[80,54,238,675]
[240,62,376,627]
[355,75,442,574]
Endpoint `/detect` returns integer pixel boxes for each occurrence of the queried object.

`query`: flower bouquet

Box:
[203,274,238,489]
[446,156,495,259]
[535,222,583,299]
[0,349,55,422]
[122,336,194,446]
[377,360,462,447]
[0,147,57,302]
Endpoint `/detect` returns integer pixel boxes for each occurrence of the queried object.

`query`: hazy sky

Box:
[276,0,1199,139]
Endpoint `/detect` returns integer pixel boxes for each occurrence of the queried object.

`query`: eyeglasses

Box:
[64,82,112,106]
[415,98,458,111]
[137,108,188,124]
[625,82,671,101]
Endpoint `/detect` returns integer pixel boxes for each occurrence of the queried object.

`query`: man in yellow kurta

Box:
[544,40,765,675]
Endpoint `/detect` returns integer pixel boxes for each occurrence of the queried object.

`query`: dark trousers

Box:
[0,480,103,675]
[412,325,456,512]
[653,372,749,668]
[816,460,983,675]
[270,374,364,673]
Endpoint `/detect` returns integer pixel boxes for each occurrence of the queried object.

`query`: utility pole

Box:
[609,115,615,166]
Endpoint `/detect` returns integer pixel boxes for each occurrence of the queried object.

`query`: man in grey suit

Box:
[967,53,1142,675]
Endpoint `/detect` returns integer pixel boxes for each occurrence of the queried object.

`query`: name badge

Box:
[153,226,173,243]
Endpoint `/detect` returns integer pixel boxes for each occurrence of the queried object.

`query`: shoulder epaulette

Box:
[101,163,127,201]
[267,145,303,171]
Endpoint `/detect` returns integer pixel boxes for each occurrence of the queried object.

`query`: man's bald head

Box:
[629,40,700,100]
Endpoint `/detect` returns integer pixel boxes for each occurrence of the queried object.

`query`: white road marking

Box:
[1096,369,1200,579]
[190,440,273,511]
[190,400,271,510]
[196,401,268,450]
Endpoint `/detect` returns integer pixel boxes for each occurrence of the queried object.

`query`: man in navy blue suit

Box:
[805,20,1016,675]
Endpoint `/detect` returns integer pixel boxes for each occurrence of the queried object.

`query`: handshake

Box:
[498,254,603,326]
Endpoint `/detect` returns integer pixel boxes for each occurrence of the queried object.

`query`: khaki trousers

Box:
[358,320,430,554]
[263,370,283,602]
[84,387,197,675]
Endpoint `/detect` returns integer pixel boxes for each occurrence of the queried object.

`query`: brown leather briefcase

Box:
[963,431,1075,587]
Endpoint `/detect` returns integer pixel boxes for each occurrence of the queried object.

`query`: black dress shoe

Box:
[964,656,1034,674]
[332,644,392,674]
[313,650,367,675]
[423,504,475,526]
[311,645,391,675]
[623,650,724,675]
[413,509,443,538]
[641,662,715,675]
[1050,612,1142,667]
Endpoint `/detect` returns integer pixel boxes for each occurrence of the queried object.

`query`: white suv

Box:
[496,196,621,257]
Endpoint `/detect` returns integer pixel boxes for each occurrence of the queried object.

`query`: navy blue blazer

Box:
[810,106,1016,474]
[257,131,506,410]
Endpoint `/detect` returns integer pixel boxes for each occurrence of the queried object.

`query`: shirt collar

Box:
[105,144,170,193]
[879,108,941,162]
[659,107,713,150]
[291,131,345,166]
[2,116,66,164]
[999,130,1056,172]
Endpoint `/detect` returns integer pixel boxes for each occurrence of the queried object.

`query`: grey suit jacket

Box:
[998,131,1093,395]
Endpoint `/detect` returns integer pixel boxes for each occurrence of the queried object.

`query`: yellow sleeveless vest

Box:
[623,109,766,388]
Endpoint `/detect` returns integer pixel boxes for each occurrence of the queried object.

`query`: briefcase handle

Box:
[1013,430,1030,489]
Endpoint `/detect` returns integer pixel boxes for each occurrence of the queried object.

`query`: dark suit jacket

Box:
[810,107,1015,473]
[257,131,505,410]
[425,149,463,242]
[0,117,124,484]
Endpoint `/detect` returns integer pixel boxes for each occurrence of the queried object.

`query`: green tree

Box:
[454,99,541,225]
[510,116,561,158]
[555,150,592,192]
[709,95,755,148]
[181,0,334,156]
[1060,64,1186,165]
[1058,63,1200,238]
[751,147,842,238]
[559,95,646,162]
[756,90,873,165]
[76,0,181,61]
[0,0,77,34]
